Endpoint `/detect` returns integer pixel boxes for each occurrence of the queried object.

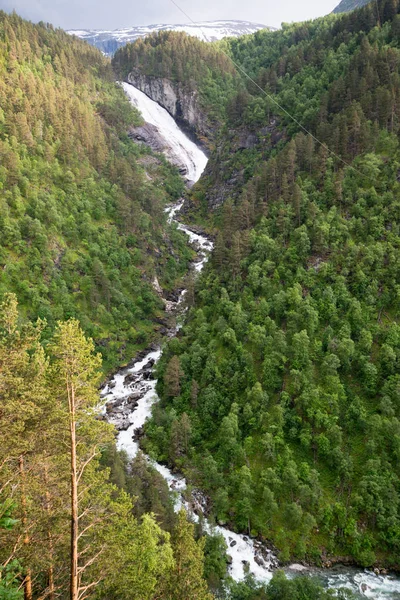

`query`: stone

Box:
[115,419,131,431]
[124,372,139,385]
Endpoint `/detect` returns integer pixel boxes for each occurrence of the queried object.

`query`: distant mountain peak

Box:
[332,0,372,14]
[68,20,274,56]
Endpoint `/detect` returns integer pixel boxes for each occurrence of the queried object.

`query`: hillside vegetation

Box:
[0,12,192,370]
[132,0,400,568]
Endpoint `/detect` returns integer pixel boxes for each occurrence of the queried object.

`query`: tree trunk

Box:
[44,465,55,600]
[19,456,33,600]
[69,385,79,600]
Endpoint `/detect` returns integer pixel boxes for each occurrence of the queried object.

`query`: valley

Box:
[1,1,400,598]
[98,76,400,597]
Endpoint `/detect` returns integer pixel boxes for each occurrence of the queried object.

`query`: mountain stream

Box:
[100,82,400,598]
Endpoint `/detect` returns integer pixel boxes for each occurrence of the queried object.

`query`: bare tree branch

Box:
[77,451,98,485]
[77,546,104,575]
[77,579,102,600]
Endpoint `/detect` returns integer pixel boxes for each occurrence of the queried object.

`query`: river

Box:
[100,81,400,598]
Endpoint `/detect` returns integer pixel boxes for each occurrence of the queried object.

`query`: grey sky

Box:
[0,0,340,30]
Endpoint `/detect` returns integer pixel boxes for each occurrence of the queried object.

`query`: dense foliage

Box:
[0,294,215,600]
[141,0,400,568]
[222,571,353,599]
[0,12,191,371]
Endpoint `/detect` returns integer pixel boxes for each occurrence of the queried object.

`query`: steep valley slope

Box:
[114,0,400,570]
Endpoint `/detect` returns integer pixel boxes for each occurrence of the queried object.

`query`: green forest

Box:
[119,0,400,571]
[0,12,192,372]
[2,0,400,597]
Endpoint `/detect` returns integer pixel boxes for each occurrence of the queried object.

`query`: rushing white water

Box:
[101,205,279,581]
[101,89,400,595]
[121,82,208,183]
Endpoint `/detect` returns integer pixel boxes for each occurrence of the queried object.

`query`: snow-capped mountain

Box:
[68,20,273,56]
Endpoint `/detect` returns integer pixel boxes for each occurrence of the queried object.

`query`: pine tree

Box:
[164,356,183,398]
[162,510,213,600]
[49,320,112,600]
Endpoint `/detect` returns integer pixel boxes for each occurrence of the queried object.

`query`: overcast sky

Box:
[0,0,340,30]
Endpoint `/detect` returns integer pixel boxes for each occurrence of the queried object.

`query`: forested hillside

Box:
[0,12,192,371]
[134,0,400,568]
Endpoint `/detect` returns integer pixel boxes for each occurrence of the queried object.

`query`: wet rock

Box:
[127,392,141,403]
[255,555,265,567]
[109,406,126,415]
[115,419,131,431]
[112,397,126,409]
[143,359,155,370]
[126,399,139,411]
[226,555,233,565]
[230,540,237,548]
[124,372,140,385]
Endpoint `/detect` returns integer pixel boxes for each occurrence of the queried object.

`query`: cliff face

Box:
[126,69,215,144]
[200,120,284,211]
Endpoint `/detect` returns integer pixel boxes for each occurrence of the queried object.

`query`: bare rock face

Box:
[126,69,214,142]
[128,123,187,176]
[200,120,285,210]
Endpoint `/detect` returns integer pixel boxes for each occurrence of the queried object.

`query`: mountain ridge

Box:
[68,20,274,56]
[333,0,372,13]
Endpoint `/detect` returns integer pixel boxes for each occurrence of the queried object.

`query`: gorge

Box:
[2,5,400,598]
[102,79,400,598]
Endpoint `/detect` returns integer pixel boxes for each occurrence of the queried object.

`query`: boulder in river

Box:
[115,418,131,431]
[124,372,140,385]
[142,359,155,370]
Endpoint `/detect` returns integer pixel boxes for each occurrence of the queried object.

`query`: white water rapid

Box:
[122,81,208,183]
[101,202,278,581]
[101,83,400,597]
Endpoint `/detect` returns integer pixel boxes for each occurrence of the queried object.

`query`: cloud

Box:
[1,0,339,30]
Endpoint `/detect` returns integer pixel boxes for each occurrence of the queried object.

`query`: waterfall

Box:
[121,81,208,183]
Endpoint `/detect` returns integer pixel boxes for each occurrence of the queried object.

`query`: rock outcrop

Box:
[200,119,285,210]
[126,69,215,143]
[128,123,187,176]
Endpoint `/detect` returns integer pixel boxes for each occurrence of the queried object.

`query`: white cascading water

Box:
[121,82,208,183]
[101,83,400,597]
